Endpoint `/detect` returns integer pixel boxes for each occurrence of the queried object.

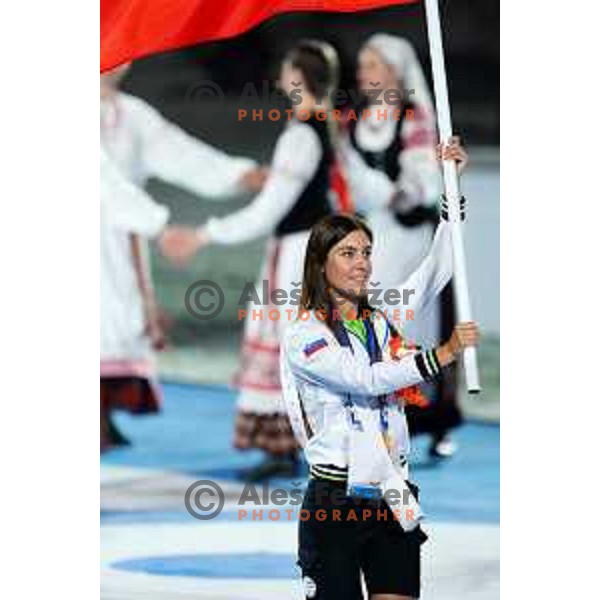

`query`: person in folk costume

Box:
[160,41,349,480]
[341,34,464,459]
[100,64,265,449]
[100,149,201,450]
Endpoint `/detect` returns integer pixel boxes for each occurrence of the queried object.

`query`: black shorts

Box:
[297,479,427,600]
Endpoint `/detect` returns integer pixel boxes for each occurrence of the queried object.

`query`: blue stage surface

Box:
[102,381,499,524]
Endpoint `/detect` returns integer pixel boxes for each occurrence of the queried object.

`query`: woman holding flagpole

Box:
[161,41,347,479]
[280,141,476,599]
[343,34,464,459]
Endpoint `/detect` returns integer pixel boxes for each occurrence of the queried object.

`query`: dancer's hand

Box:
[240,167,269,193]
[145,306,170,351]
[158,226,207,266]
[437,136,469,176]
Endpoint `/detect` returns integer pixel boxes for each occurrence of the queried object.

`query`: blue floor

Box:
[113,553,299,579]
[102,381,499,524]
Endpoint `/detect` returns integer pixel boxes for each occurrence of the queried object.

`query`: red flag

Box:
[101,0,419,72]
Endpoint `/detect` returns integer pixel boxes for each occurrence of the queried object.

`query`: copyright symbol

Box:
[184,480,225,521]
[185,280,225,321]
[185,80,224,103]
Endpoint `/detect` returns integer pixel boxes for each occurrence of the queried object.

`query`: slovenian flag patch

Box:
[303,338,328,358]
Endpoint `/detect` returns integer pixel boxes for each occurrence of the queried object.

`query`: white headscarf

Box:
[363,34,434,111]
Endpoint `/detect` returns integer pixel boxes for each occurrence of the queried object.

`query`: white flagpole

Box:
[423,0,481,393]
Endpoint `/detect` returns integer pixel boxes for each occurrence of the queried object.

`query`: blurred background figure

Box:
[160,41,343,480]
[343,34,462,459]
[100,64,265,450]
[100,149,197,450]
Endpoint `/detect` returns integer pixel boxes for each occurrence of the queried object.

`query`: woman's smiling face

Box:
[324,229,373,299]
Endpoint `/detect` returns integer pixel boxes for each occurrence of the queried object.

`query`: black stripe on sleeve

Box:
[414,352,431,379]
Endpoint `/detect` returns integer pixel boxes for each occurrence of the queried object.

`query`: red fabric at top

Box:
[101,0,419,72]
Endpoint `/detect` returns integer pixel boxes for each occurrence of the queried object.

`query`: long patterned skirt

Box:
[232,232,309,457]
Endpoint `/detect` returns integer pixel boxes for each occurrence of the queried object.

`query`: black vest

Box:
[275,116,333,237]
[349,102,438,227]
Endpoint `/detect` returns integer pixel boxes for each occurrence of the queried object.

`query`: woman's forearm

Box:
[435,343,457,368]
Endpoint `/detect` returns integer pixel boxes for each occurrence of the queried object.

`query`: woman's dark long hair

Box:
[284,40,339,102]
[300,214,373,332]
